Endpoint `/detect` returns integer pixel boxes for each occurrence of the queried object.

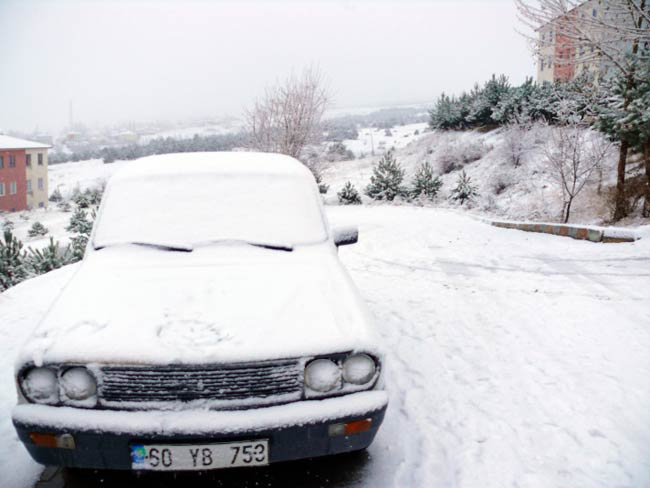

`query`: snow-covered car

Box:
[12,152,388,472]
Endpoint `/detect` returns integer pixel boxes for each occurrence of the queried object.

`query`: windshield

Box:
[92,173,327,249]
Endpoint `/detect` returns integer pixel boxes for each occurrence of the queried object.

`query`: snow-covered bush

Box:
[57,201,72,212]
[450,171,478,205]
[27,238,74,275]
[71,187,90,208]
[0,230,28,292]
[1,219,14,232]
[436,139,490,174]
[49,188,63,203]
[499,123,537,167]
[326,142,355,162]
[337,181,362,205]
[410,162,442,201]
[490,171,513,196]
[66,208,93,235]
[27,221,49,238]
[365,151,407,201]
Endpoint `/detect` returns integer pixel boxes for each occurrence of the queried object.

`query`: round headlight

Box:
[304,359,341,392]
[342,354,377,385]
[22,367,59,404]
[61,367,97,402]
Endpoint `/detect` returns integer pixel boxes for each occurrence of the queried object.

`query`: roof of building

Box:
[0,134,52,150]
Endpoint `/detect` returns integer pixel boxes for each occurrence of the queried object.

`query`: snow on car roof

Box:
[111,152,314,182]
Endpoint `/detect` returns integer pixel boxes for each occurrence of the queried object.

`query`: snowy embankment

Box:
[324,126,648,227]
[1,206,649,487]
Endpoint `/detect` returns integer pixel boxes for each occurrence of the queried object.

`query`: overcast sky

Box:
[0,0,535,133]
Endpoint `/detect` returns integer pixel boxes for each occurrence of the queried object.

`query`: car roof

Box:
[111,152,313,182]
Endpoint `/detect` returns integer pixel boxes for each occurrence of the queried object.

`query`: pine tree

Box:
[337,181,362,205]
[69,234,89,261]
[0,230,28,291]
[1,219,14,232]
[365,151,407,201]
[26,238,74,274]
[66,207,93,235]
[451,170,478,205]
[410,162,442,201]
[49,188,63,203]
[71,187,90,208]
[27,221,49,238]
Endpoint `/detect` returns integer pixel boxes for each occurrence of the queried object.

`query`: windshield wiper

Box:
[193,239,293,252]
[95,241,193,252]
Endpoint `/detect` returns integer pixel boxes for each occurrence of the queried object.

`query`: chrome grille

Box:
[97,360,303,410]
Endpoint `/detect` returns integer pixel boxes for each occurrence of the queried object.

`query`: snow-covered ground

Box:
[2,206,649,487]
[343,122,428,158]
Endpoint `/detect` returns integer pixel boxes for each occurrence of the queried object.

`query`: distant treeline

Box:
[49,133,247,165]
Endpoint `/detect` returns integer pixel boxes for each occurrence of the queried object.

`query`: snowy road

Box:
[1,206,649,487]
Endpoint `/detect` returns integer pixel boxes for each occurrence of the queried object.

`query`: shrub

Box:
[410,162,442,201]
[27,221,49,238]
[450,171,478,205]
[365,151,407,201]
[26,238,75,274]
[0,230,28,291]
[49,188,64,202]
[337,181,362,205]
[66,208,93,235]
[1,219,14,232]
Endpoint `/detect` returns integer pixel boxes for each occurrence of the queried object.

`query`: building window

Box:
[0,155,3,169]
[26,154,31,167]
[9,182,17,195]
[38,202,45,208]
[38,177,44,190]
[26,180,32,193]
[9,155,16,168]
[540,59,545,71]
[38,153,43,166]
[593,8,598,17]
[0,183,4,196]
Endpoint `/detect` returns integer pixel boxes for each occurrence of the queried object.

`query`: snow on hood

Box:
[18,245,379,368]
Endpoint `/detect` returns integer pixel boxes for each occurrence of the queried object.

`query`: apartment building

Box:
[0,135,51,212]
[536,0,607,83]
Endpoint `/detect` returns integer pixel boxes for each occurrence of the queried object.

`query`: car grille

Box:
[97,360,304,410]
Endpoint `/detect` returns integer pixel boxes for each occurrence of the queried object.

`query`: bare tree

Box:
[545,123,612,222]
[516,0,650,220]
[500,122,538,167]
[244,67,330,161]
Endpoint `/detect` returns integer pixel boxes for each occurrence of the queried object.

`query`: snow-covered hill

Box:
[323,126,647,227]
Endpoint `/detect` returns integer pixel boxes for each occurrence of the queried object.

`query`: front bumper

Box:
[13,391,388,470]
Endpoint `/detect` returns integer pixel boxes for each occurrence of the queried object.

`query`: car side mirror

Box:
[333,226,359,247]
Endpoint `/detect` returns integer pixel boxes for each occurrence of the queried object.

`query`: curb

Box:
[489,220,638,243]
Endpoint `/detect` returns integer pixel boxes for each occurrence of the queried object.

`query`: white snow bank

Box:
[0,264,79,488]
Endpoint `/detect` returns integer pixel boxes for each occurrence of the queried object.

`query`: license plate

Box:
[130,440,269,471]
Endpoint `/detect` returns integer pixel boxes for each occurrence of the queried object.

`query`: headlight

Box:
[304,359,341,392]
[60,367,97,403]
[21,367,59,404]
[342,354,377,385]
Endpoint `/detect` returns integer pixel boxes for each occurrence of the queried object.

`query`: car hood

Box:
[19,245,379,367]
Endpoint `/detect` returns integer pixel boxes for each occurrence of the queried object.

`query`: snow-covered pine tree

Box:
[26,238,74,274]
[71,187,90,208]
[1,219,14,232]
[66,207,92,235]
[27,221,49,238]
[365,150,407,201]
[451,170,478,205]
[0,230,28,291]
[69,234,89,261]
[411,162,442,201]
[49,188,63,203]
[337,181,362,205]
